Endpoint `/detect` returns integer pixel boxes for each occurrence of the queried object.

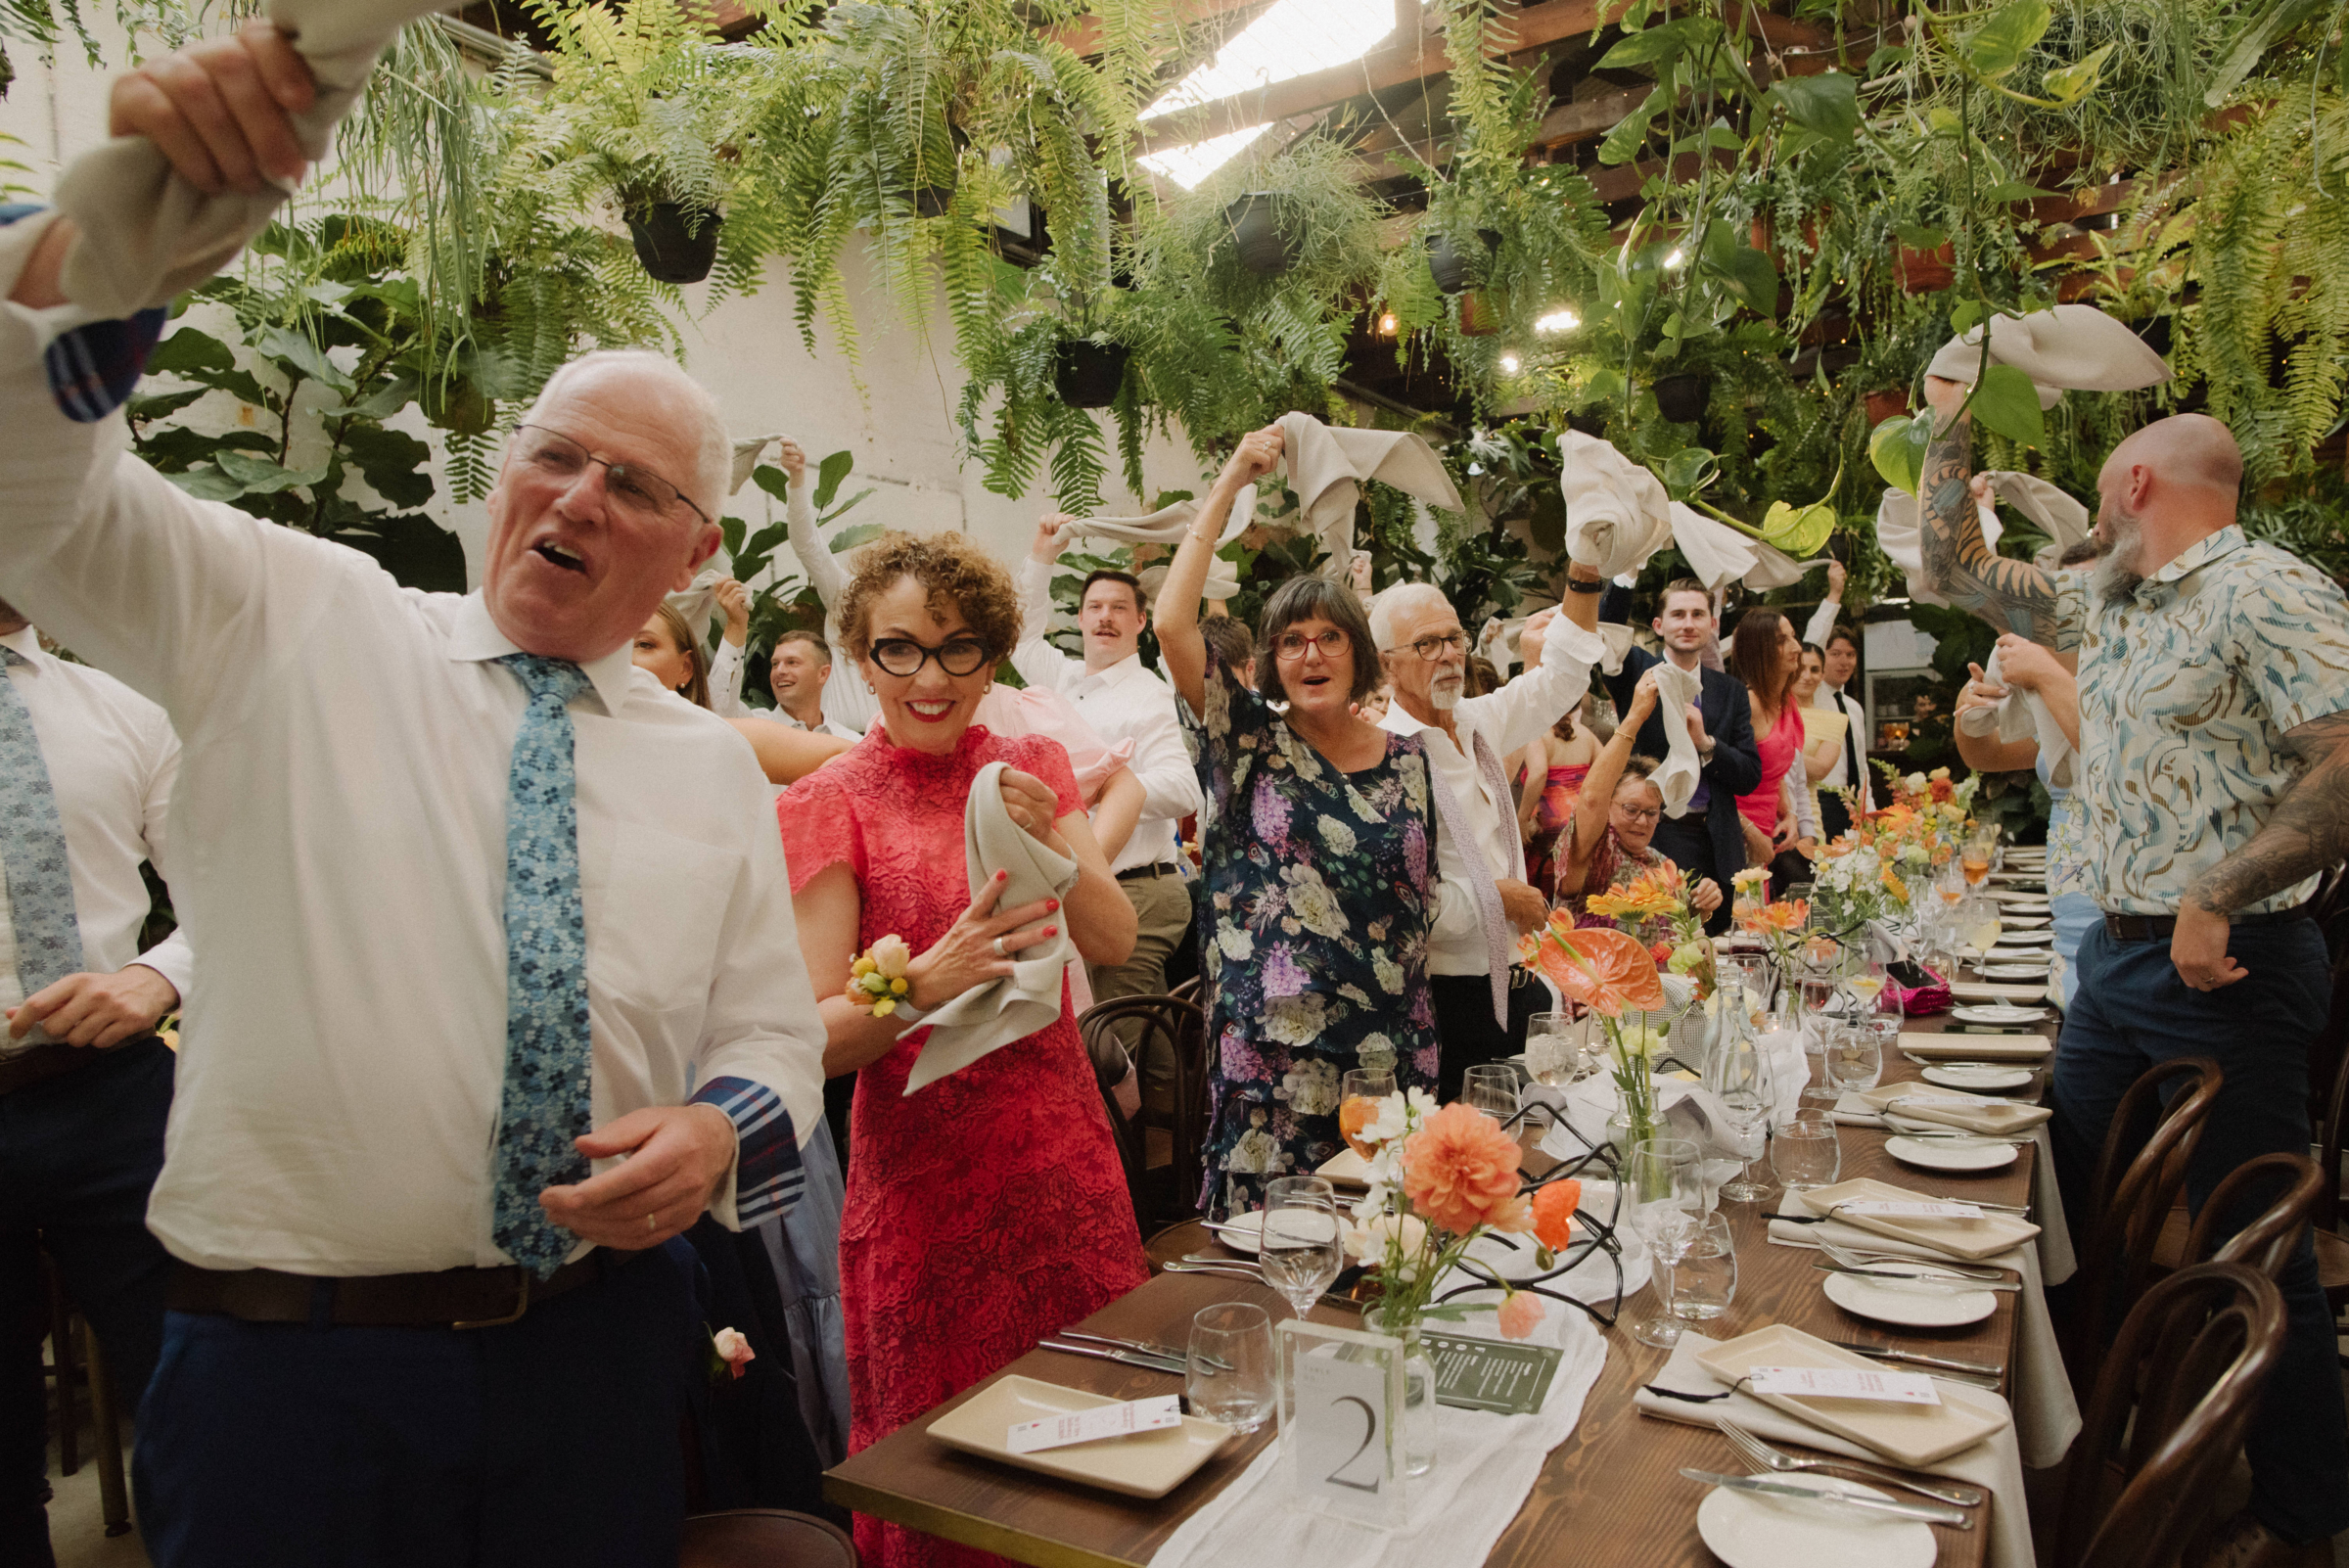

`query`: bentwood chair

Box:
[678,1508,858,1568]
[2053,1262,2286,1568]
[2149,1153,2324,1282]
[2066,1057,2223,1383]
[1079,992,1209,1231]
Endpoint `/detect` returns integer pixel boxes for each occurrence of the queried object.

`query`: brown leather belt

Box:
[2102,906,2312,943]
[1115,861,1180,882]
[0,1041,113,1096]
[167,1247,645,1330]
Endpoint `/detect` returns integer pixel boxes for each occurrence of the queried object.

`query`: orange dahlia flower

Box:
[1402,1102,1527,1235]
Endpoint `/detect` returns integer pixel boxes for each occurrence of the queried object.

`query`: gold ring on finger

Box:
[646,1210,658,1234]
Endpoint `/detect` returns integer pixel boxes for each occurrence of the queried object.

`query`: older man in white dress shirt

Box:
[1370,584,1599,1099]
[1016,517,1206,1081]
[0,599,194,1568]
[0,26,825,1567]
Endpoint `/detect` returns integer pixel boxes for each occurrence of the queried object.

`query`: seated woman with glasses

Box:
[774,531,1146,1568]
[1155,426,1442,1220]
[1553,666,1726,930]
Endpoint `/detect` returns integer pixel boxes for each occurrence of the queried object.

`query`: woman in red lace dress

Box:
[776,532,1147,1568]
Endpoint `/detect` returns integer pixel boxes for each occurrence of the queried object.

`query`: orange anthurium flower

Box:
[1536,926,1665,1019]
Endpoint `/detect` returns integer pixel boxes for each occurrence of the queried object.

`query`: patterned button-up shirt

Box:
[2056,525,2349,915]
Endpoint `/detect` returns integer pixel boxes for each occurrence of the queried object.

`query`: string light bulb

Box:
[1498,351,1523,374]
[1377,310,1400,335]
[1664,247,1687,269]
[1535,307,1580,335]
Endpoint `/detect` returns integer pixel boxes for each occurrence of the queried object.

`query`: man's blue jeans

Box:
[2051,919,2349,1545]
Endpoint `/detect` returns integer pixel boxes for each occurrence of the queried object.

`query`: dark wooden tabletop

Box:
[825,1009,2052,1568]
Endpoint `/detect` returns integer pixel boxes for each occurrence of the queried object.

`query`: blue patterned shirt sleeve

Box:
[691,1074,806,1224]
[2228,552,2349,736]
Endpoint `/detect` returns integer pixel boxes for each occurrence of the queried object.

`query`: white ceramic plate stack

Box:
[1951,1003,2051,1025]
[1921,1063,2036,1091]
[1883,1133,2020,1175]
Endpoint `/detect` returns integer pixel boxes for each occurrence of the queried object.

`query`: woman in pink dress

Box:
[1727,607,1819,892]
[777,531,1148,1568]
[1518,693,1598,894]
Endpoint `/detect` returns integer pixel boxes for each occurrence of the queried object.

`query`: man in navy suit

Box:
[1558,568,1761,931]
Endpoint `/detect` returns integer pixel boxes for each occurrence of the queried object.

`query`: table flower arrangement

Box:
[1809,765,1982,934]
[1343,1090,1584,1344]
[1533,922,1671,1149]
[1583,861,1716,999]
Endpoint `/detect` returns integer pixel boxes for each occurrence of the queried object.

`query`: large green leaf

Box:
[253,324,353,394]
[1596,17,1718,69]
[1967,363,2046,446]
[1869,414,1933,493]
[1661,446,1718,493]
[145,327,236,378]
[1963,0,2053,79]
[2205,0,2329,108]
[828,521,885,553]
[165,465,252,502]
[1596,84,1672,166]
[751,463,792,504]
[1767,72,1859,141]
[1701,223,1778,317]
[2042,41,2116,105]
[340,424,434,509]
[1759,498,1837,556]
[813,449,855,510]
[215,449,329,494]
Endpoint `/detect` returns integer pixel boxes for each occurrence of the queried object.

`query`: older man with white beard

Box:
[1370,584,1600,1100]
[1913,377,2349,1568]
[0,25,826,1567]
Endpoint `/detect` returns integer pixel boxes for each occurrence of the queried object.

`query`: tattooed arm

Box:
[1913,377,2064,644]
[2173,710,2349,988]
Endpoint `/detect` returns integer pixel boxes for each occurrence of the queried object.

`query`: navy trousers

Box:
[2050,920,2349,1545]
[0,1038,174,1568]
[136,1238,701,1568]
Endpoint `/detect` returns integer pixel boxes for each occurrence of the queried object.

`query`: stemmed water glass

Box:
[1623,1136,1703,1349]
[1339,1067,1395,1159]
[1259,1176,1344,1320]
[1706,1013,1776,1202]
[1525,1011,1589,1088]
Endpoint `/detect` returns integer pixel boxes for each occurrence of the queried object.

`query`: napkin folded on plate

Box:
[899,761,1080,1094]
[1635,1332,2033,1568]
[1852,1084,2052,1137]
[1767,1193,2079,1467]
[53,0,445,322]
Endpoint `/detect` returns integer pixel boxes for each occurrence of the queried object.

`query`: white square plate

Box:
[927,1375,1235,1499]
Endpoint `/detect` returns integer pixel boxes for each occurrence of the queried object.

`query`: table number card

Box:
[1277,1318,1407,1529]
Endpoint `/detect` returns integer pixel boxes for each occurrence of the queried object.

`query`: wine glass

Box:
[1339,1067,1396,1159]
[1462,1062,1522,1119]
[1717,954,1771,1019]
[1258,1176,1344,1319]
[1961,824,1998,886]
[1623,1136,1702,1349]
[1706,1014,1775,1202]
[1667,1212,1739,1321]
[1933,859,1966,911]
[1962,892,2004,962]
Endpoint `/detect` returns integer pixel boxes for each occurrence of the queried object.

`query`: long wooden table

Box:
[826,1009,2052,1567]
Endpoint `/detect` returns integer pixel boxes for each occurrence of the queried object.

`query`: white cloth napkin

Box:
[1647,661,1706,817]
[899,761,1079,1094]
[1853,1084,2052,1137]
[1669,500,1827,590]
[1560,430,1677,577]
[1245,412,1461,586]
[1050,501,1248,603]
[1925,303,2173,408]
[1767,1192,2081,1469]
[53,0,444,320]
[1958,644,2075,789]
[1634,1331,2035,1568]
[1146,1311,1607,1568]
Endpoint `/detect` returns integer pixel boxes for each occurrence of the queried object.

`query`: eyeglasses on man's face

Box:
[869,635,993,678]
[1273,628,1351,662]
[1405,629,1468,662]
[513,424,711,528]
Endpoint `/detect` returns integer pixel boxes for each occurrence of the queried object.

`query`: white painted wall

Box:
[0,21,1217,593]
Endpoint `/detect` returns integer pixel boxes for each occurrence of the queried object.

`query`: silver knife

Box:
[1680,1469,1972,1527]
[1833,1342,2006,1378]
[1815,1263,2023,1293]
[1056,1329,1193,1362]
[1036,1338,1186,1374]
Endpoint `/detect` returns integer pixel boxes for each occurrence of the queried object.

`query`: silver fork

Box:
[1819,1240,2009,1282]
[1716,1417,1986,1507]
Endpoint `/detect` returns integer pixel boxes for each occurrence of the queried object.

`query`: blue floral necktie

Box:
[0,647,82,1011]
[492,654,596,1277]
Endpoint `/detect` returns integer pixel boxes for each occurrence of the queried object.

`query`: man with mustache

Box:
[0,23,826,1565]
[1914,374,2349,1568]
[1369,583,1600,1100]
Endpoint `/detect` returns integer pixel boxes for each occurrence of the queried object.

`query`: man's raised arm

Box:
[1914,377,2063,645]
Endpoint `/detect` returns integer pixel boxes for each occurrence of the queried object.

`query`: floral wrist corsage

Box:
[847,934,915,1017]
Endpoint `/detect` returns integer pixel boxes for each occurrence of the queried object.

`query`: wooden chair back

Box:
[2071,1056,2223,1375]
[2056,1262,2286,1568]
[1079,992,1208,1228]
[679,1509,858,1568]
[2181,1152,2323,1279]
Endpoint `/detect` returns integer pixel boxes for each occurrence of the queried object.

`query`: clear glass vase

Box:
[1368,1309,1438,1479]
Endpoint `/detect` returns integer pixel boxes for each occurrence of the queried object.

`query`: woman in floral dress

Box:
[1155,428,1442,1219]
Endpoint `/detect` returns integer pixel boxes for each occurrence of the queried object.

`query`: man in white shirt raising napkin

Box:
[0,600,194,1568]
[1801,561,1873,840]
[1370,583,1601,1099]
[0,26,825,1567]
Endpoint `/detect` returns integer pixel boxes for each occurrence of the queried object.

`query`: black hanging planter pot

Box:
[1052,339,1130,409]
[627,202,722,285]
[1224,194,1296,276]
[1650,372,1713,425]
[914,183,955,218]
[1425,228,1501,296]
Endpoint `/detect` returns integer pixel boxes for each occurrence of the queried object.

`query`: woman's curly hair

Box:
[836,530,1024,666]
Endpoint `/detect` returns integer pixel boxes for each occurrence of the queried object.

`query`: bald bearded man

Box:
[1915,382,2349,1568]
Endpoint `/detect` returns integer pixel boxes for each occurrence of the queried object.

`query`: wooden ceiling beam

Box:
[1050,0,1272,60]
